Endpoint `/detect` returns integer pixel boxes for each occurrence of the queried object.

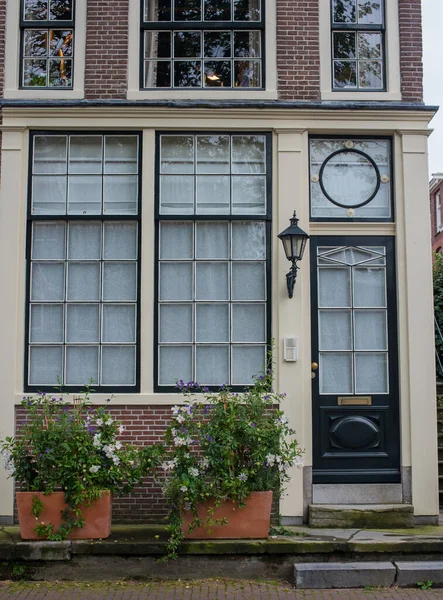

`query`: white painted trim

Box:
[4,0,86,99]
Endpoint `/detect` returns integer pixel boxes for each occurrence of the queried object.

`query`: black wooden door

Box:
[311,236,400,484]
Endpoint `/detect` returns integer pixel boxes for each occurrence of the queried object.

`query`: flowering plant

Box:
[161,361,303,558]
[0,386,162,540]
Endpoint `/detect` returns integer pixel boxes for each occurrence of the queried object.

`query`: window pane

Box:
[174,60,202,87]
[232,136,265,173]
[144,0,172,21]
[234,59,260,87]
[232,303,265,342]
[66,346,99,385]
[318,268,351,308]
[232,262,265,300]
[145,60,171,87]
[31,263,65,301]
[160,263,193,300]
[196,222,229,258]
[232,345,265,384]
[103,305,136,343]
[67,263,100,301]
[49,0,73,20]
[24,30,48,56]
[49,29,73,56]
[66,304,100,342]
[24,0,48,20]
[333,32,355,59]
[32,175,67,214]
[68,222,101,260]
[160,176,194,214]
[358,0,382,24]
[234,31,260,57]
[355,352,388,393]
[103,263,137,301]
[69,137,103,174]
[48,56,72,87]
[359,61,383,89]
[103,176,138,215]
[196,135,230,174]
[203,34,231,59]
[30,304,64,342]
[145,31,172,58]
[34,136,67,174]
[204,0,231,20]
[196,304,229,342]
[354,310,387,351]
[103,222,138,260]
[353,267,386,307]
[196,175,230,214]
[29,346,63,385]
[196,346,229,385]
[333,0,356,23]
[68,176,102,214]
[23,59,47,86]
[234,0,260,21]
[174,31,201,57]
[232,176,266,214]
[104,137,138,174]
[196,262,229,300]
[175,0,201,20]
[319,310,352,351]
[32,222,66,259]
[321,152,378,207]
[161,136,194,174]
[102,346,136,385]
[320,352,353,394]
[160,222,194,259]
[159,346,192,384]
[232,221,265,260]
[333,60,357,88]
[358,33,382,59]
[204,60,231,87]
[160,304,193,342]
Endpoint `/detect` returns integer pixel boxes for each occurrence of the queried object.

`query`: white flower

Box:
[89,465,100,473]
[184,452,191,459]
[105,418,113,425]
[118,424,125,434]
[95,418,103,427]
[199,457,209,470]
[175,414,185,424]
[112,456,120,466]
[293,456,304,468]
[161,459,178,472]
[93,434,102,448]
[238,472,248,482]
[115,441,122,450]
[266,454,276,466]
[173,435,193,447]
[188,467,199,477]
[103,444,115,458]
[276,415,288,426]
[180,485,188,492]
[171,406,181,415]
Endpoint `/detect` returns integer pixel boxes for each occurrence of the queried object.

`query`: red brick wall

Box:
[84,0,129,100]
[431,181,443,255]
[276,0,320,100]
[398,0,423,102]
[15,406,173,524]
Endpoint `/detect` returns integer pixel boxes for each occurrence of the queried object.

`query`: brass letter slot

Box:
[338,396,372,406]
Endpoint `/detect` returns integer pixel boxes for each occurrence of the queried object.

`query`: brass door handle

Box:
[311,362,318,371]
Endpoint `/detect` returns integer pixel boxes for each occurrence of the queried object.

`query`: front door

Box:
[311,236,400,483]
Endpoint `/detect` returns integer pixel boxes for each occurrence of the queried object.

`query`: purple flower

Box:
[202,386,210,393]
[45,449,50,453]
[205,435,214,443]
[249,422,257,428]
[106,398,111,403]
[193,439,199,445]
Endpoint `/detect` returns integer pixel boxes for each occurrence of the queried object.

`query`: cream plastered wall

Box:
[0,106,437,519]
[318,0,401,101]
[3,0,86,99]
[127,0,278,100]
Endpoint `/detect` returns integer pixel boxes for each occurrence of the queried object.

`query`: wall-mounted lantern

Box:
[278,211,309,299]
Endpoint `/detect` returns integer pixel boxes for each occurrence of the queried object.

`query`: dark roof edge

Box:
[0,98,439,112]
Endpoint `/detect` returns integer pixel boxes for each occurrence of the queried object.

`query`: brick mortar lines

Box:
[398,0,423,102]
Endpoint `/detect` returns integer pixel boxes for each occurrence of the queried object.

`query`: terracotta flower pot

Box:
[16,491,112,540]
[181,491,273,539]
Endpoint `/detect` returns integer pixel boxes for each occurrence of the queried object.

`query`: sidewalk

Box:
[1,581,443,599]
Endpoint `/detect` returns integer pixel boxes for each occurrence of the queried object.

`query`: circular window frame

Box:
[318,148,381,209]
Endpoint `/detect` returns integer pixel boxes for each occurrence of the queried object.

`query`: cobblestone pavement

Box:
[0,581,442,599]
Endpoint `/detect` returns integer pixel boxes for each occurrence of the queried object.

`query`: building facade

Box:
[430,174,443,255]
[0,0,439,525]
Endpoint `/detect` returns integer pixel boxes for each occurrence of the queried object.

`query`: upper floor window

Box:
[310,137,392,221]
[436,192,442,233]
[331,0,385,91]
[21,0,74,88]
[142,0,264,89]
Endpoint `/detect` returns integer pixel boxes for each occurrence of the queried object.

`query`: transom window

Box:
[156,133,271,390]
[142,0,263,88]
[21,0,74,88]
[26,133,141,392]
[331,0,385,91]
[310,138,392,221]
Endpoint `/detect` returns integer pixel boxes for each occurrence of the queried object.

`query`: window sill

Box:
[127,89,278,101]
[321,90,402,102]
[3,89,84,100]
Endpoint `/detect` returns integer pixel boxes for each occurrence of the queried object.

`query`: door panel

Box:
[311,236,400,484]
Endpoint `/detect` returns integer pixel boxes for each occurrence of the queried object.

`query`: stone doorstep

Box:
[309,504,414,529]
[294,561,443,589]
